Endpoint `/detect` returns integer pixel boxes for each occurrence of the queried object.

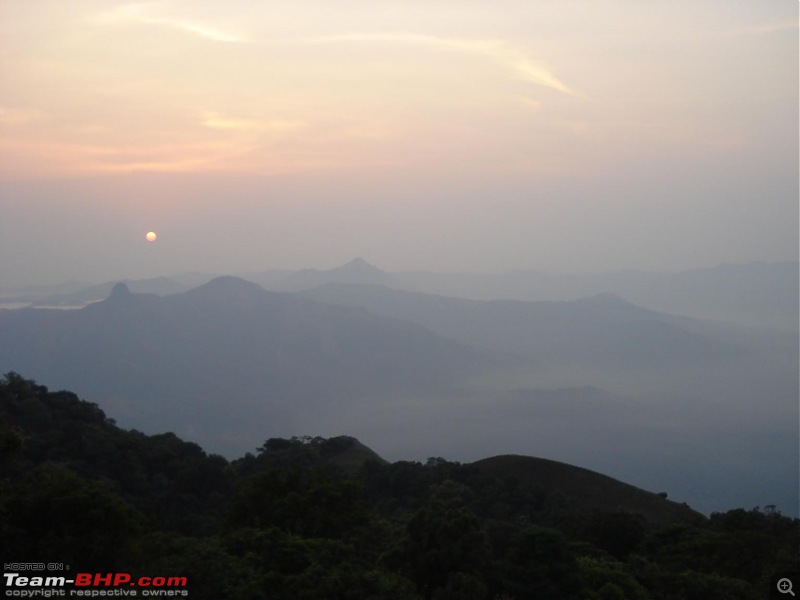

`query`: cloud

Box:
[201,112,307,133]
[99,3,248,43]
[308,32,581,97]
[738,20,798,36]
[709,19,799,39]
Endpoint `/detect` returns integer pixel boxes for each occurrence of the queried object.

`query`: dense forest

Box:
[0,373,797,599]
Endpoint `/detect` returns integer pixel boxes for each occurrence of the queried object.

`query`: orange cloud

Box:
[308,32,581,97]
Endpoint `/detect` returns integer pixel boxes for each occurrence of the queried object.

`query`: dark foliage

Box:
[1,373,796,600]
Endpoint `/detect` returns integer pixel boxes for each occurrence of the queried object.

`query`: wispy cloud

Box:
[308,32,581,97]
[717,19,798,38]
[742,20,798,35]
[201,112,307,133]
[99,3,248,43]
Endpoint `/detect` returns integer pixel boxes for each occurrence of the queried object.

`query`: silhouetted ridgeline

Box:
[298,283,745,368]
[0,275,796,517]
[1,374,797,599]
[2,260,796,331]
[0,277,489,454]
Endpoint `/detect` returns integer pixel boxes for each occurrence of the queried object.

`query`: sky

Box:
[0,0,797,287]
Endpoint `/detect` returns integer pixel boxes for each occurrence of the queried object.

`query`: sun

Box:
[145,231,157,242]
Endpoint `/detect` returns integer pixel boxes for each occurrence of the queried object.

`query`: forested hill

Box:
[1,373,797,600]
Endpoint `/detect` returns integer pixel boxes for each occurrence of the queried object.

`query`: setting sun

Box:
[146,231,157,242]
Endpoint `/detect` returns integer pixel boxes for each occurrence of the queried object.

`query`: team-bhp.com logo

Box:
[4,571,189,597]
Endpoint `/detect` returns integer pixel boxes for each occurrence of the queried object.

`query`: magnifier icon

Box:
[778,578,795,596]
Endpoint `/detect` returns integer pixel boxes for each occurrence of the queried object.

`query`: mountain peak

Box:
[184,276,268,305]
[337,257,382,273]
[93,281,159,311]
[204,275,263,290]
[108,282,131,301]
[270,258,391,292]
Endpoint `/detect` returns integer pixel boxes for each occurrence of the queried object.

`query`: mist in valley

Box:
[0,0,797,529]
[1,260,796,517]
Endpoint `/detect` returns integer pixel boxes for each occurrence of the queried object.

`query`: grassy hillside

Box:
[472,455,704,527]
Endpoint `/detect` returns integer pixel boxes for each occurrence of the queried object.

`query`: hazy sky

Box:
[1,0,797,286]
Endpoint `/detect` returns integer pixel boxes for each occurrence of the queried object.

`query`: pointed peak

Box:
[95,281,160,310]
[108,282,131,300]
[277,258,392,291]
[336,257,383,273]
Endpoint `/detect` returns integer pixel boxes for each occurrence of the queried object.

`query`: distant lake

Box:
[0,302,89,310]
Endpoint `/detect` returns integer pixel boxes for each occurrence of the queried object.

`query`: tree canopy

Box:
[1,373,797,599]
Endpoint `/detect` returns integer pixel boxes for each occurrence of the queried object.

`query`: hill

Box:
[471,455,704,528]
[390,261,799,331]
[3,260,795,332]
[250,257,394,292]
[299,283,744,368]
[0,277,487,455]
[0,276,192,307]
[2,277,795,514]
[2,374,796,600]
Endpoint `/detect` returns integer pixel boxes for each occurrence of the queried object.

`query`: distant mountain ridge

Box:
[3,259,795,330]
[262,257,394,291]
[299,282,743,368]
[0,277,192,307]
[0,276,487,454]
[388,261,799,331]
[1,269,796,515]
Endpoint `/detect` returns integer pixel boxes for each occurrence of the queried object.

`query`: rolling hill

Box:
[298,283,744,369]
[0,277,488,454]
[471,454,704,527]
[3,373,794,599]
[4,259,795,332]
[1,272,795,515]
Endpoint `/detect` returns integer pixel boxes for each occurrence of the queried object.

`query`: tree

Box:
[3,463,143,567]
[398,480,491,599]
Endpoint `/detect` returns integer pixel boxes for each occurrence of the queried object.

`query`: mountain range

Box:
[243,258,799,332]
[2,258,797,331]
[0,277,485,453]
[298,283,744,369]
[0,263,797,515]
